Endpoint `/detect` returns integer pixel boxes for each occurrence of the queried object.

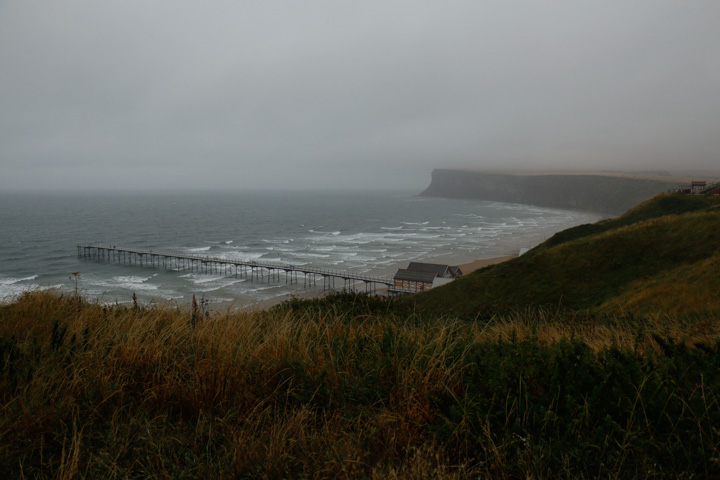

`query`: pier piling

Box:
[77,243,394,293]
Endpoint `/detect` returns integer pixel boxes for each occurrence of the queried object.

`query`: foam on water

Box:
[0,276,67,302]
[0,280,38,301]
[217,251,266,262]
[187,246,212,252]
[0,275,38,285]
[95,275,160,292]
[288,252,332,259]
[0,191,602,306]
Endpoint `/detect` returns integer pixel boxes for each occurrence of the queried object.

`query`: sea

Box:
[0,191,601,308]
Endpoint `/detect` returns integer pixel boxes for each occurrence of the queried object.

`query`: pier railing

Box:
[77,243,396,294]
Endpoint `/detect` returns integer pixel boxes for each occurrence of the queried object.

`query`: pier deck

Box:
[77,243,398,294]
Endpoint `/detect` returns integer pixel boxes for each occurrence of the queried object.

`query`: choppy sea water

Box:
[0,191,601,307]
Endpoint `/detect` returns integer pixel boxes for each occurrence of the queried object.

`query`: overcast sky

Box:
[1,1,719,193]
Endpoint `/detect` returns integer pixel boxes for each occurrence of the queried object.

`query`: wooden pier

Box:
[77,243,395,294]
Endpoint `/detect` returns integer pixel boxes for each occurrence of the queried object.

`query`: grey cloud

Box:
[1,1,719,193]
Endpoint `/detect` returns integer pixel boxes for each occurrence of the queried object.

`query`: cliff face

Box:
[421,169,677,216]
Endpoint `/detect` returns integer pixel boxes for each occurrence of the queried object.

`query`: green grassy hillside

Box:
[405,194,720,319]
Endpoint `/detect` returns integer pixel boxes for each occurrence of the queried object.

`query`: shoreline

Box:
[239,253,520,312]
[3,252,525,312]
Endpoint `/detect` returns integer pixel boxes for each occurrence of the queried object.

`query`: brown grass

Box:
[0,292,474,478]
[1,290,718,478]
[468,308,720,354]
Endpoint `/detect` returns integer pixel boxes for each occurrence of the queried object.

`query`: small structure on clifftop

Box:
[674,180,720,195]
[391,262,463,293]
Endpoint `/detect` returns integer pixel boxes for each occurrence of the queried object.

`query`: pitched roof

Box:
[448,266,463,277]
[407,262,449,276]
[393,269,438,283]
[406,262,462,277]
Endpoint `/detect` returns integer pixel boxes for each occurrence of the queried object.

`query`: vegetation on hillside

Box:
[1,291,719,478]
[538,193,720,250]
[1,194,719,478]
[406,194,720,319]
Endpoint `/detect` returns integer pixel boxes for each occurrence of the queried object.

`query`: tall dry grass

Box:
[0,292,472,478]
[0,290,718,478]
[468,307,720,354]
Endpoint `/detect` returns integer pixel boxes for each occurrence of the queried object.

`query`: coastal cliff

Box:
[421,169,677,215]
[406,193,720,318]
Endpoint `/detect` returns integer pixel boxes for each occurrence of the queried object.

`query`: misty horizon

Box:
[2,1,719,193]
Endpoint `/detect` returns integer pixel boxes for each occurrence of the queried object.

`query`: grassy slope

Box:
[406,194,720,319]
[538,193,720,249]
[1,291,719,478]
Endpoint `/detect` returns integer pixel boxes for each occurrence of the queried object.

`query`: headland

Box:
[420,169,694,215]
